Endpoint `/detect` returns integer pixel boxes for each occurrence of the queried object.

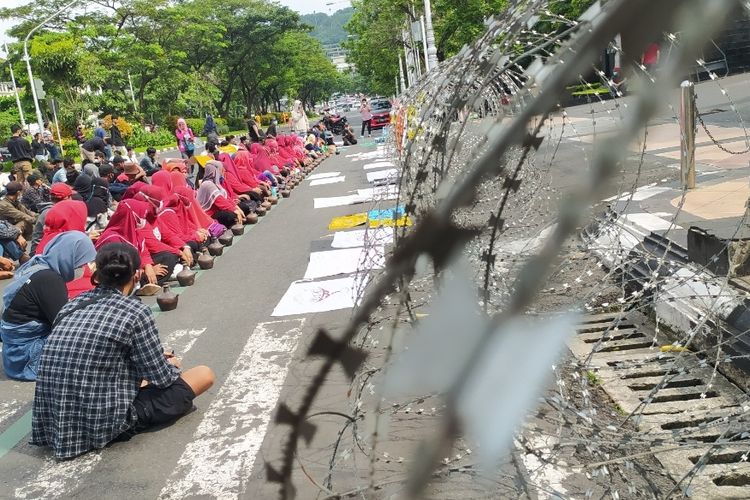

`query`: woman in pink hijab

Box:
[175,118,196,160]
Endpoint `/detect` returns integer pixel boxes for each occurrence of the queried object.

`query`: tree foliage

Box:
[343,0,595,95]
[0,0,343,136]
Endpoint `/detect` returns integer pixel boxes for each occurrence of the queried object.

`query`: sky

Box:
[0,0,352,53]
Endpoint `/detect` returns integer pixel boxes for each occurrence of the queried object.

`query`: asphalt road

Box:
[0,139,390,499]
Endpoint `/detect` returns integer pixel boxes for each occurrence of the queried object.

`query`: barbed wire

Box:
[265,0,750,498]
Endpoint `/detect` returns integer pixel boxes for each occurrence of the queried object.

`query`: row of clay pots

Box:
[159,155,326,312]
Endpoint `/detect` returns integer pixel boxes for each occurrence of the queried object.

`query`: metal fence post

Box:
[680,80,696,189]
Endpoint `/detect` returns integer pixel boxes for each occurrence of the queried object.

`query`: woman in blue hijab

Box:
[1,231,96,381]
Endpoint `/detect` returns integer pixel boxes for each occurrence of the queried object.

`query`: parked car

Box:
[370,100,392,129]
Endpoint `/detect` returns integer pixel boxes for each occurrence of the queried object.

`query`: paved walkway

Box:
[0,139,397,499]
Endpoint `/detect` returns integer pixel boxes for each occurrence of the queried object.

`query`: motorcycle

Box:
[322,112,348,135]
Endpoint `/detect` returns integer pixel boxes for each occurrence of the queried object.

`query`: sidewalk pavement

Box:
[584,119,750,388]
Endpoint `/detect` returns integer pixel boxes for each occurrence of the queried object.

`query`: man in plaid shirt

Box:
[31,243,214,459]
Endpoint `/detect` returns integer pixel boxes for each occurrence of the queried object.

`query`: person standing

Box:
[175,118,196,160]
[359,98,372,138]
[109,116,126,157]
[291,100,309,136]
[74,124,86,145]
[202,114,219,144]
[7,124,34,184]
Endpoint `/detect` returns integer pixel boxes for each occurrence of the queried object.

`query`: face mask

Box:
[133,213,146,229]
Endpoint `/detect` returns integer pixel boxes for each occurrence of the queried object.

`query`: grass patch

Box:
[586,370,601,386]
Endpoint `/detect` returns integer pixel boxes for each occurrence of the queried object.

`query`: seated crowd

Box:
[0,118,335,459]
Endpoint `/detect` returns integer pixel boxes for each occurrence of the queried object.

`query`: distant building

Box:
[0,81,17,97]
[323,44,353,72]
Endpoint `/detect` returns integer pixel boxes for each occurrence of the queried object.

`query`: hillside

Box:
[301,7,354,46]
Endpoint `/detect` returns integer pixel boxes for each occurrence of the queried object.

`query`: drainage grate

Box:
[569,311,750,499]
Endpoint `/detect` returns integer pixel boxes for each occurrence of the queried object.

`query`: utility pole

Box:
[127,71,138,111]
[3,43,26,132]
[420,16,430,72]
[399,53,407,91]
[24,0,81,134]
[423,0,439,71]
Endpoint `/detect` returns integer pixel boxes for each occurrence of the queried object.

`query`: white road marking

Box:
[310,176,346,186]
[366,169,399,183]
[159,319,305,499]
[363,161,395,170]
[307,171,342,181]
[622,212,680,231]
[0,399,20,427]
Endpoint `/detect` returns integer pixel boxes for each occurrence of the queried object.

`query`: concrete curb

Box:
[585,210,750,389]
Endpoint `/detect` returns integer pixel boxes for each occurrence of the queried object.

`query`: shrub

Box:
[214,117,229,134]
[227,116,245,130]
[127,125,177,149]
[102,114,134,139]
[163,115,179,132]
[184,118,204,134]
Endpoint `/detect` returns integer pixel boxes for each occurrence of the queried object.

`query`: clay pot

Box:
[176,269,196,287]
[197,253,214,270]
[256,207,267,217]
[231,224,245,236]
[219,232,233,247]
[245,213,259,224]
[207,241,224,256]
[281,189,290,198]
[157,285,178,312]
[269,197,279,205]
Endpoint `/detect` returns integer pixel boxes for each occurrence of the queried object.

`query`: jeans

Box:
[361,119,372,136]
[1,240,24,261]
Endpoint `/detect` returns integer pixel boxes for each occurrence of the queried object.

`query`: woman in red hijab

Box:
[132,185,195,268]
[96,199,170,287]
[36,200,97,299]
[36,200,89,254]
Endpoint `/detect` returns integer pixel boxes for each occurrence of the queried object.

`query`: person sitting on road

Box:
[31,242,215,459]
[62,158,80,186]
[0,182,37,240]
[0,218,29,269]
[197,161,250,229]
[130,184,196,270]
[80,135,109,165]
[95,199,172,289]
[342,123,358,146]
[21,173,51,213]
[29,183,73,255]
[117,162,148,186]
[0,231,96,381]
[140,147,160,176]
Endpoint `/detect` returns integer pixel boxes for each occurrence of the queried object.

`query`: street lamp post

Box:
[3,43,26,132]
[23,0,81,134]
[423,0,439,71]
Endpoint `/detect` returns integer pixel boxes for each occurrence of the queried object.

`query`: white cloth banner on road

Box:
[332,228,395,249]
[272,275,370,316]
[363,161,395,170]
[310,176,346,186]
[366,169,399,184]
[314,194,363,209]
[304,246,385,280]
[307,172,342,181]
